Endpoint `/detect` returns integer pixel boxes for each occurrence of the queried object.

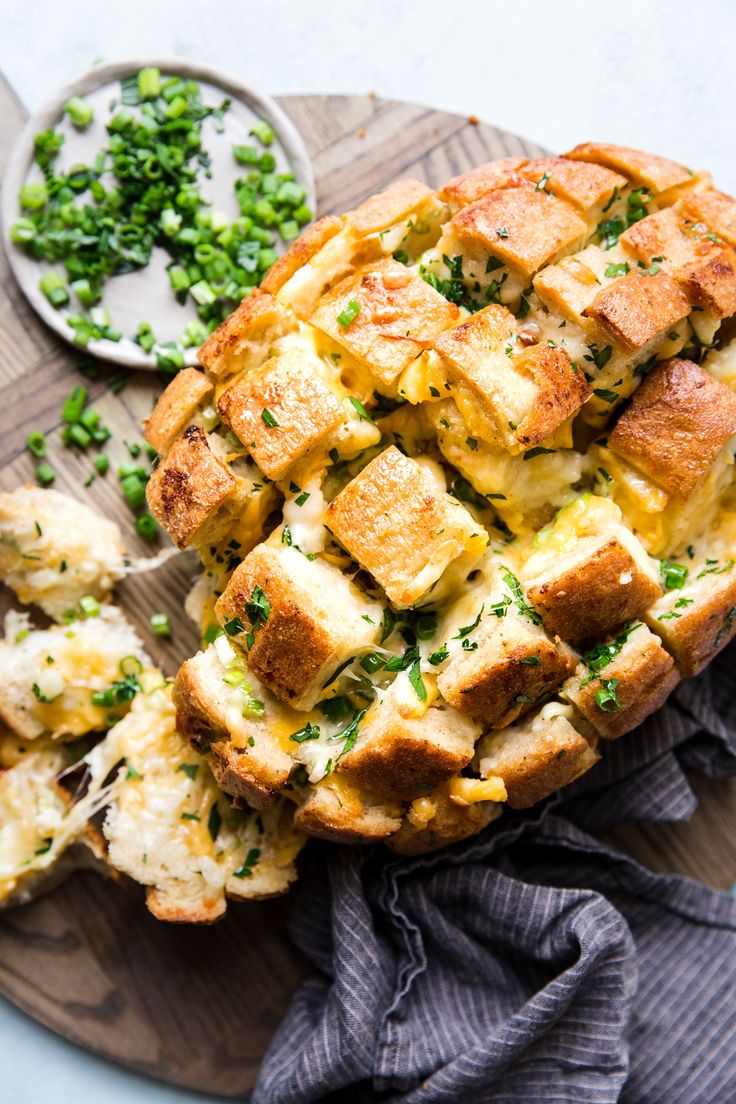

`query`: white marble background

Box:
[0,0,733,1100]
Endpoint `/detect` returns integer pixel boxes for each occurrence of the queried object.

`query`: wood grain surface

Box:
[0,71,734,1099]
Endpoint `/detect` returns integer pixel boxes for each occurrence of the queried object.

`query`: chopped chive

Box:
[337,300,361,328]
[26,432,46,458]
[35,462,55,487]
[79,594,100,617]
[135,514,158,541]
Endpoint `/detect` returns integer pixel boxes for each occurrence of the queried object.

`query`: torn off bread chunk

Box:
[476,701,599,809]
[436,573,576,728]
[0,487,125,620]
[562,621,679,740]
[0,607,150,742]
[387,782,503,855]
[310,258,459,387]
[197,290,295,381]
[644,511,736,677]
[433,304,590,452]
[84,679,305,922]
[143,367,214,456]
[325,446,488,608]
[338,671,480,800]
[214,542,381,709]
[520,495,662,643]
[217,349,346,480]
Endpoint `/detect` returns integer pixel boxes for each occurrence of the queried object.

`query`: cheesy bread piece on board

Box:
[520,496,662,644]
[604,358,736,556]
[214,541,381,710]
[562,621,680,740]
[0,487,125,620]
[143,367,214,456]
[84,680,304,922]
[476,701,600,809]
[0,608,150,742]
[325,446,487,608]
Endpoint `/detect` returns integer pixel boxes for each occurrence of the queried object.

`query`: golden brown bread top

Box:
[563,623,680,740]
[260,215,344,295]
[198,291,294,380]
[520,157,627,219]
[325,445,486,607]
[143,368,213,456]
[440,158,527,207]
[646,569,736,678]
[293,781,403,843]
[450,185,588,281]
[678,188,736,249]
[216,350,346,480]
[525,537,663,644]
[583,270,691,350]
[310,257,459,385]
[565,142,696,196]
[146,426,237,550]
[609,358,736,498]
[514,344,592,444]
[346,178,436,234]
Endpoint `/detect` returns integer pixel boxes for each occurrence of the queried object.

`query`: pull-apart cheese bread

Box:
[143,144,736,857]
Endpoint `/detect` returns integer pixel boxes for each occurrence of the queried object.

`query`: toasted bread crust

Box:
[451,186,587,281]
[387,796,501,855]
[526,537,662,644]
[310,258,459,385]
[514,343,592,445]
[325,445,485,607]
[293,782,402,843]
[217,351,346,480]
[146,425,237,549]
[478,715,600,809]
[145,886,225,925]
[440,158,528,207]
[609,358,736,498]
[198,291,293,380]
[564,624,680,739]
[260,215,344,295]
[347,178,436,234]
[646,572,736,678]
[143,368,214,456]
[678,188,736,249]
[565,142,695,195]
[583,270,690,350]
[520,157,627,218]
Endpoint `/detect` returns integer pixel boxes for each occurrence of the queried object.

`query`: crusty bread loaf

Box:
[121,145,736,858]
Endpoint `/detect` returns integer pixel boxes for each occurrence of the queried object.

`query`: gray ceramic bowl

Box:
[1,57,315,369]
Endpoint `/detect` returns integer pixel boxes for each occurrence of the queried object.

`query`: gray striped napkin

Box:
[253,643,736,1104]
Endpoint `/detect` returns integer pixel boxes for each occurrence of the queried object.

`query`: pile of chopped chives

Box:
[11,67,311,366]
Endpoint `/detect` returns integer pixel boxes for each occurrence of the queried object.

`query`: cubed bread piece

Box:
[310,258,459,386]
[347,178,437,234]
[440,158,528,208]
[0,486,124,620]
[450,186,588,283]
[293,776,403,843]
[339,673,479,800]
[562,621,679,739]
[260,215,344,295]
[621,207,736,319]
[325,446,488,607]
[387,786,502,854]
[520,157,627,224]
[645,516,736,676]
[0,607,150,741]
[521,496,662,643]
[678,188,736,249]
[214,542,381,710]
[476,703,600,809]
[216,350,346,480]
[533,245,623,328]
[197,291,296,381]
[437,599,576,728]
[582,270,691,351]
[608,358,736,499]
[173,642,294,808]
[433,304,590,451]
[143,368,214,455]
[146,425,239,550]
[564,143,698,199]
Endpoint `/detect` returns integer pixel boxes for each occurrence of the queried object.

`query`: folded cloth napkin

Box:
[253,644,736,1104]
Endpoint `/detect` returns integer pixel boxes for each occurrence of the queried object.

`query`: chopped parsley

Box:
[289,721,321,743]
[261,408,279,428]
[246,584,271,625]
[428,643,449,665]
[234,847,261,878]
[348,396,374,423]
[605,262,630,278]
[178,763,199,780]
[501,568,542,625]
[660,560,689,590]
[208,803,222,841]
[594,677,621,713]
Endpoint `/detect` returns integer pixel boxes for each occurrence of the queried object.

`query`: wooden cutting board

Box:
[0,74,735,1098]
